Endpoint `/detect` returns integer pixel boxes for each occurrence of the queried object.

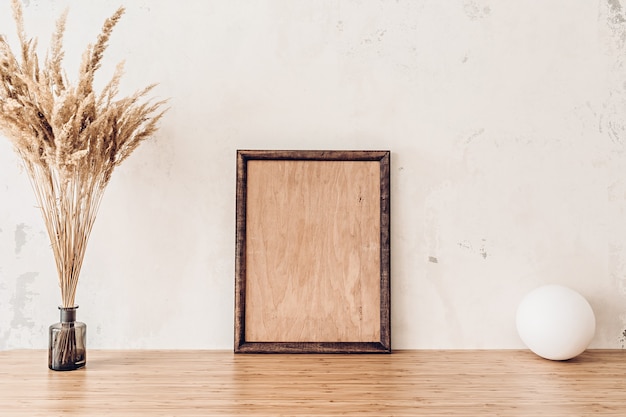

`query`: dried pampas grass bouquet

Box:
[0,0,167,370]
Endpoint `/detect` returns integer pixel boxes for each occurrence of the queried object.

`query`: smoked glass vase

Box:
[48,306,86,371]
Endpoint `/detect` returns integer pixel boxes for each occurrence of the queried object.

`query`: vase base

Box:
[49,349,86,371]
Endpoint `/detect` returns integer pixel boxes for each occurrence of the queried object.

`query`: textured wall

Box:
[1,0,626,350]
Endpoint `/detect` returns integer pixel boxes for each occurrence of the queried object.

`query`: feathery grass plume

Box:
[0,0,168,311]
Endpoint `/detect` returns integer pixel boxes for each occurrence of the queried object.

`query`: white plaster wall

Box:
[1,0,626,350]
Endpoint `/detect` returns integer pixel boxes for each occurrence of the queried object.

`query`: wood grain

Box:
[235,150,391,353]
[245,160,380,343]
[1,349,625,416]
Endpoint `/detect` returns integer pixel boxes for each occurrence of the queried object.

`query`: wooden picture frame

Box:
[235,150,391,353]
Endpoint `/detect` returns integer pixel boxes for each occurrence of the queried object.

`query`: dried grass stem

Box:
[1,0,167,307]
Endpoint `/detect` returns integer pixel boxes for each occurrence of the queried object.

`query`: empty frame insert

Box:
[235,150,390,353]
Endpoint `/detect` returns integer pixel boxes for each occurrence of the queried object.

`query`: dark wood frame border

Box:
[235,150,391,353]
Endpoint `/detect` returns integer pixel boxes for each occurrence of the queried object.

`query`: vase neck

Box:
[59,306,78,323]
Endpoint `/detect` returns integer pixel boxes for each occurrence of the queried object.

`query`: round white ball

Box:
[516,284,595,361]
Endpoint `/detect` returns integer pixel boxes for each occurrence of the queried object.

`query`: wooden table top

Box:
[0,349,624,416]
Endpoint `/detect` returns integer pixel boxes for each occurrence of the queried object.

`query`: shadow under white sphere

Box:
[516,284,595,361]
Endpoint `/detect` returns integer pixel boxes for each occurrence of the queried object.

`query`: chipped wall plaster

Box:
[1,0,626,349]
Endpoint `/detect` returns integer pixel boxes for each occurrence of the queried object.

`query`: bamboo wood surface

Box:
[0,350,624,416]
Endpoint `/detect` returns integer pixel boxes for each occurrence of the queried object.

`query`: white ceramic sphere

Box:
[516,284,595,361]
